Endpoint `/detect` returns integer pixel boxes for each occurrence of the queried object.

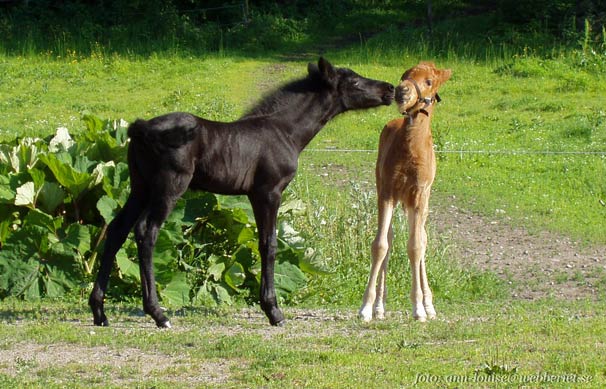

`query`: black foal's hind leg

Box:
[134,195,183,328]
[89,196,143,326]
[250,191,285,326]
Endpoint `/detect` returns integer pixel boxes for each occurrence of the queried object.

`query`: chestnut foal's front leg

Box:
[406,189,435,322]
[250,190,285,326]
[374,224,393,319]
[359,197,395,322]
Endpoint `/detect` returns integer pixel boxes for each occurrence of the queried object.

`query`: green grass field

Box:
[1,299,605,387]
[2,51,604,244]
[1,13,606,387]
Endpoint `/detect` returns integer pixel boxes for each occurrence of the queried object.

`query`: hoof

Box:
[157,320,172,329]
[267,309,285,326]
[93,318,109,327]
[425,306,437,320]
[358,312,372,323]
[374,308,385,320]
[272,319,286,327]
[359,310,373,322]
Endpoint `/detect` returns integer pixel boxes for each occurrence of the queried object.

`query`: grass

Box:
[1,41,604,295]
[1,299,605,387]
[0,55,276,140]
[287,151,508,308]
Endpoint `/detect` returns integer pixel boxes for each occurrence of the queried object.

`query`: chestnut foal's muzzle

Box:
[402,78,441,120]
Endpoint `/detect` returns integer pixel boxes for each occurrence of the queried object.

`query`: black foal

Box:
[89,57,394,327]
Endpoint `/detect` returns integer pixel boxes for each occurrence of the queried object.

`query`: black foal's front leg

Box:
[89,196,143,326]
[250,191,285,326]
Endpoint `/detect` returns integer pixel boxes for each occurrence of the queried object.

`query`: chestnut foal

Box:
[359,62,451,322]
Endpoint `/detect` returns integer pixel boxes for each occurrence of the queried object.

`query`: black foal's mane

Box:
[242,71,327,118]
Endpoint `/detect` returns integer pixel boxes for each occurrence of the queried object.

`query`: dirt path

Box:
[431,196,606,300]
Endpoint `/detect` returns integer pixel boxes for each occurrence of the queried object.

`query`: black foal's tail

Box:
[127,113,198,150]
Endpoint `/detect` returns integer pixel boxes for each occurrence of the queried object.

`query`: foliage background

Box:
[1,0,605,56]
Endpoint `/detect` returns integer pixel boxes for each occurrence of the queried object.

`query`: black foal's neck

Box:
[244,79,342,151]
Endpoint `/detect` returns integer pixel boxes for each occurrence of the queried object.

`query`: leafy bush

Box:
[0,115,323,306]
[226,12,306,52]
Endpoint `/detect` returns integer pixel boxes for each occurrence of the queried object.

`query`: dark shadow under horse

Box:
[89,57,394,327]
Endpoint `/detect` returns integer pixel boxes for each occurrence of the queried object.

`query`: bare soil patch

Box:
[431,196,606,300]
[309,157,606,301]
[0,341,234,385]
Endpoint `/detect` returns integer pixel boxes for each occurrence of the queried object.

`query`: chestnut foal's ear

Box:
[440,69,452,82]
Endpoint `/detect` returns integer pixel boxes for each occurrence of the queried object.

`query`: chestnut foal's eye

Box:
[426,79,433,86]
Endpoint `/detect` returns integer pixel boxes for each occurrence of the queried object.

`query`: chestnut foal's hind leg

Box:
[405,189,435,322]
[360,197,394,322]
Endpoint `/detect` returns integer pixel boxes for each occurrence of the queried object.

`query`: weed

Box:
[397,340,421,350]
[476,348,519,376]
[477,361,519,376]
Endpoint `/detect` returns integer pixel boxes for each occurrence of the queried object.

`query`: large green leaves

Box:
[0,115,323,307]
[0,209,82,299]
[39,153,94,200]
[160,272,191,306]
[0,137,41,173]
[37,181,66,214]
[14,181,37,208]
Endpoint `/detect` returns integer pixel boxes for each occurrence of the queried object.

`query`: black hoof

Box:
[94,318,109,327]
[262,304,285,326]
[156,319,172,329]
[269,313,285,326]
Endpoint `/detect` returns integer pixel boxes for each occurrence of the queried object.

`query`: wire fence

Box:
[305,148,606,156]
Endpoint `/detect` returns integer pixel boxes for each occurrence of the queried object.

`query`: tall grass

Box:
[288,152,508,309]
[334,15,606,76]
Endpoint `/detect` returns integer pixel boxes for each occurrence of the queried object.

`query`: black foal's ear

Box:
[318,57,337,87]
[307,62,320,77]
